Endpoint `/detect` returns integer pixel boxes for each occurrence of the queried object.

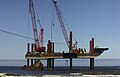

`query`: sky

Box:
[0,0,120,59]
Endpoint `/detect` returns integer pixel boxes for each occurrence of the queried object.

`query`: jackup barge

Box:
[24,37,108,70]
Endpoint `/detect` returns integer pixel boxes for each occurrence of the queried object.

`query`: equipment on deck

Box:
[29,0,45,52]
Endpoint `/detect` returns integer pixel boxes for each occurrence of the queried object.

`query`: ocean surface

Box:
[0,59,120,76]
[0,59,120,66]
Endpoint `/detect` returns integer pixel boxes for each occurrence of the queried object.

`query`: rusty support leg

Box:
[50,59,52,69]
[91,38,94,53]
[47,40,52,54]
[27,43,30,67]
[31,59,33,66]
[27,43,30,52]
[47,59,51,70]
[51,43,54,69]
[31,44,34,65]
[90,58,94,70]
[27,59,29,67]
[69,31,72,52]
[31,43,34,52]
[51,58,54,69]
[70,58,72,69]
[90,38,94,54]
[34,59,37,63]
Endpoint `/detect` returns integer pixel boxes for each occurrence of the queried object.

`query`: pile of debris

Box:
[22,60,43,70]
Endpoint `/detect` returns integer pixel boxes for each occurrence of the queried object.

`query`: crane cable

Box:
[0,29,65,45]
[0,29,33,40]
[58,5,77,45]
[34,7,42,28]
[62,15,77,43]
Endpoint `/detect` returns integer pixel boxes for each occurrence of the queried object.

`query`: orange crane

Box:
[52,0,77,52]
[29,0,45,52]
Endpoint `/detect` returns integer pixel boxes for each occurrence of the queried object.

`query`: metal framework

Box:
[52,0,69,49]
[29,0,40,51]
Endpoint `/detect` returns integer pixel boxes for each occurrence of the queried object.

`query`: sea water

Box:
[0,59,120,76]
[0,59,120,66]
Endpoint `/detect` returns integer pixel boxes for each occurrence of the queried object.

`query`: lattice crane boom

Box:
[52,0,69,48]
[29,0,40,51]
[37,20,44,47]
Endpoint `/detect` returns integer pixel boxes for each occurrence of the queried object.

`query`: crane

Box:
[52,0,77,52]
[37,20,44,48]
[29,0,45,52]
